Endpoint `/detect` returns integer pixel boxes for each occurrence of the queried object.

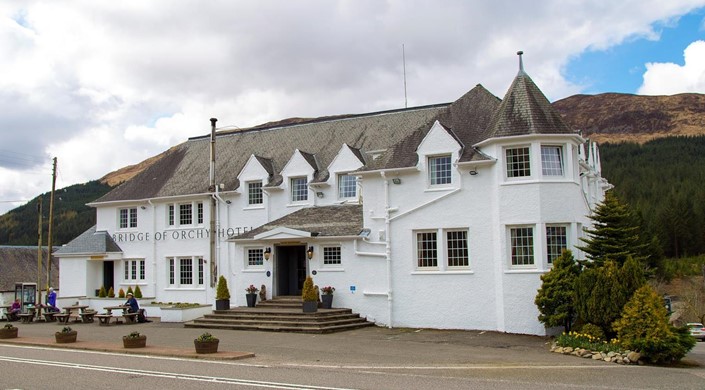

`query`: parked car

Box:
[688,323,705,341]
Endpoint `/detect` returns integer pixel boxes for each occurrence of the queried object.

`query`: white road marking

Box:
[0,355,354,390]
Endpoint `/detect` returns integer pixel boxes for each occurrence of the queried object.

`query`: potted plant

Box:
[215,275,231,311]
[302,276,318,313]
[55,326,78,343]
[320,286,335,309]
[194,332,219,354]
[123,331,147,348]
[0,323,18,339]
[245,284,259,307]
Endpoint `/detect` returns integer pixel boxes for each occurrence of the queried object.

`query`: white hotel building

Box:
[56,58,609,335]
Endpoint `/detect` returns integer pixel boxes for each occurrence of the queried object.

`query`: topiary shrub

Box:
[118,288,125,298]
[302,277,317,302]
[108,287,115,298]
[98,286,107,298]
[126,286,134,296]
[613,285,696,364]
[134,285,143,298]
[216,275,230,300]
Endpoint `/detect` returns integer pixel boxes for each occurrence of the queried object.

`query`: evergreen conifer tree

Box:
[535,250,580,332]
[134,285,142,298]
[613,285,695,363]
[578,191,648,267]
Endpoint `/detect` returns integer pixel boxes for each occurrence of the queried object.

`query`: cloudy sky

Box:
[1,0,705,215]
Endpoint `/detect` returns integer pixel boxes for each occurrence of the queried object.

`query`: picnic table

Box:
[60,305,90,323]
[96,305,130,325]
[0,305,12,321]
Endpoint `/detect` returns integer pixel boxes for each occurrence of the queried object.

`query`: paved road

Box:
[1,321,704,389]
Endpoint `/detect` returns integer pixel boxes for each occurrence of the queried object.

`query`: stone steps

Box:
[184,297,374,334]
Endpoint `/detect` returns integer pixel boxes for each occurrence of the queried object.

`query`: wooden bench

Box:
[54,313,71,324]
[5,312,19,322]
[79,311,96,323]
[95,314,116,325]
[122,313,138,324]
[43,312,57,322]
[18,313,34,323]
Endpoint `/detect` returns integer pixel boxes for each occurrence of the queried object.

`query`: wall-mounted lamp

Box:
[392,178,402,185]
[140,206,147,210]
[316,191,324,198]
[469,170,478,176]
[263,247,271,261]
[306,246,314,260]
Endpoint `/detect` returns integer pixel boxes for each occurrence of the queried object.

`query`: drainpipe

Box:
[380,171,393,328]
[209,118,217,289]
[213,185,230,289]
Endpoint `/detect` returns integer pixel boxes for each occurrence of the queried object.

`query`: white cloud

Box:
[2,0,705,216]
[638,40,705,94]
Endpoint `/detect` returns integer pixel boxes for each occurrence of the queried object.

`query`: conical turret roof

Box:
[486,67,574,138]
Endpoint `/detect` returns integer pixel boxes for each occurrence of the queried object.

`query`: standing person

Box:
[46,287,59,312]
[124,292,139,313]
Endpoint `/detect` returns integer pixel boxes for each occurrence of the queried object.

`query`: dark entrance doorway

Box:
[103,261,114,293]
[275,245,307,296]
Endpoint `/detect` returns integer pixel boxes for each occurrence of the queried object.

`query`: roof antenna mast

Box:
[403,44,408,108]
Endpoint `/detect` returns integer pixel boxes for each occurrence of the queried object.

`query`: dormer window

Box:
[291,177,308,202]
[428,155,452,186]
[338,174,357,199]
[248,181,263,205]
[541,145,564,176]
[506,146,531,178]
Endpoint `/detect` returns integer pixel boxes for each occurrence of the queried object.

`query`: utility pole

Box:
[209,119,217,288]
[47,157,57,293]
[36,197,43,306]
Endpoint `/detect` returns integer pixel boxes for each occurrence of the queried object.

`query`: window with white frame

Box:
[323,246,342,265]
[541,145,564,176]
[166,256,204,287]
[429,155,452,185]
[118,208,137,229]
[338,174,357,199]
[291,177,308,202]
[510,226,535,266]
[247,248,264,267]
[506,146,531,178]
[123,259,145,281]
[167,202,204,227]
[446,230,469,267]
[416,231,438,268]
[248,181,263,205]
[546,225,568,264]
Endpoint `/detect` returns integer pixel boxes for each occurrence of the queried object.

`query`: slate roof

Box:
[235,204,363,239]
[54,225,122,255]
[0,246,59,292]
[486,70,575,138]
[94,67,573,203]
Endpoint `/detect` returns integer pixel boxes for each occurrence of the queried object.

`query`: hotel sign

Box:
[112,227,252,243]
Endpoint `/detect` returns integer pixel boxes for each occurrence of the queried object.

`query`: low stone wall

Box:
[551,344,642,365]
[159,304,212,323]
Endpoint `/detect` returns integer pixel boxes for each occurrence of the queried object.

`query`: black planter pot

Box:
[246,293,257,307]
[215,299,230,311]
[321,294,333,309]
[302,301,318,313]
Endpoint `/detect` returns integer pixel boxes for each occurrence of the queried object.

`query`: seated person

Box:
[8,299,21,320]
[124,292,139,313]
[45,287,60,312]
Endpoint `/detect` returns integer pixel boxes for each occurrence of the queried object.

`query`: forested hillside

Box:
[600,136,705,258]
[0,180,113,245]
